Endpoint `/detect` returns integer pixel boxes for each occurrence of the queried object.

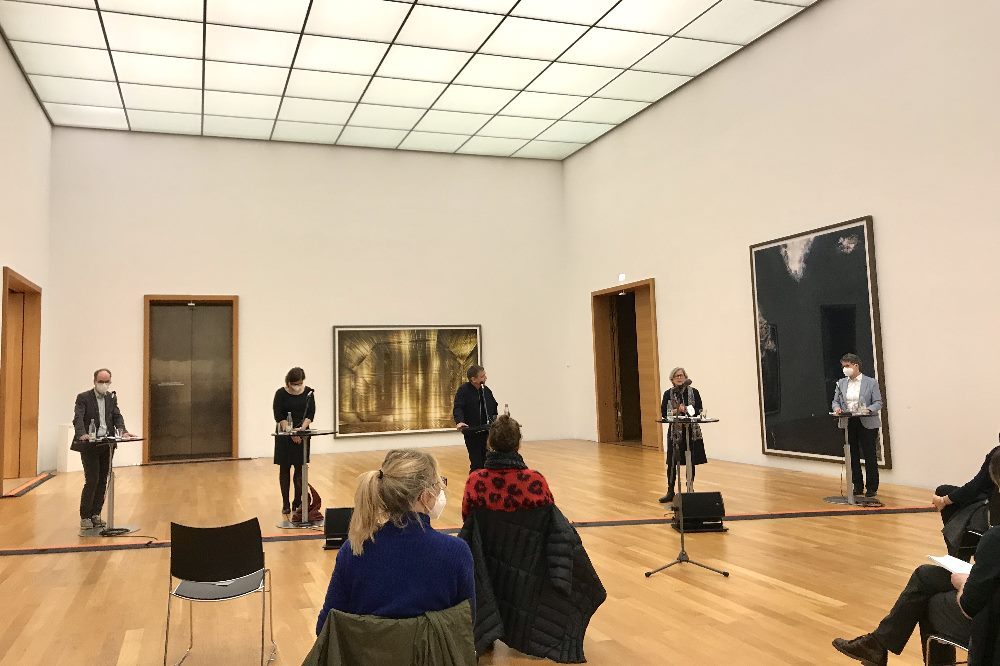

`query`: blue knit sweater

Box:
[316,513,475,635]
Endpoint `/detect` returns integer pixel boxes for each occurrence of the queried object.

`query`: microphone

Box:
[303,390,314,429]
[110,390,117,400]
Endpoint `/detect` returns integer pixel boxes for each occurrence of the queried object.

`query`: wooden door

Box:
[2,293,24,477]
[1,267,41,479]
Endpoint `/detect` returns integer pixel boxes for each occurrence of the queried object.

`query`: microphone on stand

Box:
[303,390,315,430]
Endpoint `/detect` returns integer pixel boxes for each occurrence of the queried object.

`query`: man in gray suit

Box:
[832,353,884,497]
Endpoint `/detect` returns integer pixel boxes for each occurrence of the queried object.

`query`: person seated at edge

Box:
[659,366,708,503]
[316,449,474,635]
[462,414,554,520]
[832,452,1000,665]
[933,433,1000,526]
[832,353,884,498]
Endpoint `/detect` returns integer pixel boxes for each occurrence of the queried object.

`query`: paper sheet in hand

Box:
[928,555,972,575]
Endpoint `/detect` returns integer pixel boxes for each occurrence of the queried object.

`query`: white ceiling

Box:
[0,0,816,160]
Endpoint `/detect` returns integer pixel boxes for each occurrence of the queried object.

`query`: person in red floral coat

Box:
[462,414,554,520]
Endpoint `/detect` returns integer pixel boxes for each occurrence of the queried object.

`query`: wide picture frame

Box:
[750,216,890,467]
[333,325,481,438]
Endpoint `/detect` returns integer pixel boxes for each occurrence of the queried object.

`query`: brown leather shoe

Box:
[832,635,888,665]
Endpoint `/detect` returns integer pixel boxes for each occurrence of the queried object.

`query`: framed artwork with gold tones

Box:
[333,325,481,437]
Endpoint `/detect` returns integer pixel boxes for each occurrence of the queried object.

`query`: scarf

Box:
[484,450,528,470]
[667,385,702,445]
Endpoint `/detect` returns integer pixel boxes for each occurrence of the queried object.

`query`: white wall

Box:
[562,0,1000,489]
[0,40,52,471]
[46,130,568,469]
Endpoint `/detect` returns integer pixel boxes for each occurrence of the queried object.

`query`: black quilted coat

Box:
[457,505,607,663]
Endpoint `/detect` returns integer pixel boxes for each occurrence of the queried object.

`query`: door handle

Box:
[157,382,185,387]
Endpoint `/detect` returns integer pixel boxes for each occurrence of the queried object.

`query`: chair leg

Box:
[163,593,172,666]
[924,635,969,666]
[260,583,266,666]
[185,601,193,661]
[262,569,277,664]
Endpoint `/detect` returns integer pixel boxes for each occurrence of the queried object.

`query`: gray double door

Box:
[149,303,233,461]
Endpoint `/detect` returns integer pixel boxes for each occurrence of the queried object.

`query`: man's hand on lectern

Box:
[834,407,843,415]
[291,435,302,444]
[456,423,468,431]
[79,433,91,441]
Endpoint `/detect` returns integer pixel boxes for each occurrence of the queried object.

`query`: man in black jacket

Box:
[71,368,133,530]
[933,435,1000,558]
[833,452,1000,666]
[453,365,498,472]
[933,436,1000,523]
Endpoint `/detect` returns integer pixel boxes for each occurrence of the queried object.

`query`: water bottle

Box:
[286,412,293,433]
[88,419,96,440]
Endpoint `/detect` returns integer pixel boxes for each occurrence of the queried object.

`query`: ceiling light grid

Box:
[458,0,627,157]
[266,0,314,140]
[0,0,812,157]
[513,0,759,157]
[389,2,528,155]
[93,1,129,129]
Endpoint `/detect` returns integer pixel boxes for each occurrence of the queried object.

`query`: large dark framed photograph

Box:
[333,325,481,437]
[750,216,891,467]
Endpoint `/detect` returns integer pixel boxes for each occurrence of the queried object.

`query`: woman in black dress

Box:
[273,367,315,515]
[659,367,708,503]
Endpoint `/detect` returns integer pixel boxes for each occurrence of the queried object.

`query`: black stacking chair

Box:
[163,518,275,665]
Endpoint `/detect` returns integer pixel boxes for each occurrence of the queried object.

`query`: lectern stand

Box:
[79,435,144,537]
[462,421,494,435]
[823,413,882,507]
[646,417,729,579]
[272,429,337,529]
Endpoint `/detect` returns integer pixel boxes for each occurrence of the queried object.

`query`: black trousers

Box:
[279,464,303,508]
[872,564,971,661]
[80,448,111,519]
[463,431,488,472]
[666,445,696,491]
[847,419,880,493]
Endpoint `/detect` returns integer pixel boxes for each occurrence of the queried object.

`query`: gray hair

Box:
[840,353,862,368]
[467,365,485,380]
[669,367,688,381]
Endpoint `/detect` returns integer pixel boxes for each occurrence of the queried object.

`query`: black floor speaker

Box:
[323,507,353,549]
[671,491,727,533]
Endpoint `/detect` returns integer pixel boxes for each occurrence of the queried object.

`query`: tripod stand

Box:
[645,418,729,578]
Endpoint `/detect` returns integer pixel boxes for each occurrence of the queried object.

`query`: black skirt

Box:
[273,434,311,466]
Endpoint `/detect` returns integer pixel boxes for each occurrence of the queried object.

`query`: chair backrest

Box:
[308,601,474,666]
[169,518,264,582]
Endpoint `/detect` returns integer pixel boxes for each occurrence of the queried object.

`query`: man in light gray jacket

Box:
[832,353,884,497]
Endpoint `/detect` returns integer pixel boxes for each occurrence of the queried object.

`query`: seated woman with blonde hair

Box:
[462,415,554,520]
[316,449,474,635]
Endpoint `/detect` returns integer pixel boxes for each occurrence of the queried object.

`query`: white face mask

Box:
[95,382,111,395]
[842,366,855,378]
[426,488,447,520]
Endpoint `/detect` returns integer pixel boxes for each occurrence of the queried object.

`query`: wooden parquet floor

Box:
[0,440,942,665]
